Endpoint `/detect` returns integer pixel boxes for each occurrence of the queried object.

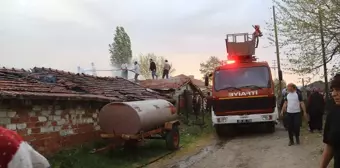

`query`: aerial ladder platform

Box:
[225,25,263,61]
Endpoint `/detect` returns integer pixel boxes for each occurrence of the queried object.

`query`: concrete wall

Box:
[0,99,106,155]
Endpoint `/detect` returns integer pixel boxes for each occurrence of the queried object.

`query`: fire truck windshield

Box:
[214,66,270,91]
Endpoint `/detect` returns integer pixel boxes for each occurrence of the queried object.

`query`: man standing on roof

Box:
[121,63,128,79]
[281,83,308,146]
[132,61,140,82]
[149,59,158,79]
[162,60,171,79]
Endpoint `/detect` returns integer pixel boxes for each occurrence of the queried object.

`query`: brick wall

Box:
[0,99,106,155]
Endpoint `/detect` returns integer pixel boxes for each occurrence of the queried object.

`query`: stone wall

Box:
[0,99,106,155]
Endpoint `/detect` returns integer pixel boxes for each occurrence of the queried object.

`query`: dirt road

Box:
[151,125,325,168]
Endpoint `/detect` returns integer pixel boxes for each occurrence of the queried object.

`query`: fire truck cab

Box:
[205,27,278,136]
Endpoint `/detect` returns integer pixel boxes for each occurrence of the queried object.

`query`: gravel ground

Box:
[151,125,326,168]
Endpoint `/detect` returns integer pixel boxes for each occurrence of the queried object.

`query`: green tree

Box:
[199,56,221,79]
[109,26,132,67]
[138,53,176,79]
[274,78,287,97]
[267,1,340,76]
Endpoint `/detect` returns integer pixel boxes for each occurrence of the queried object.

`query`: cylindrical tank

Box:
[99,99,178,135]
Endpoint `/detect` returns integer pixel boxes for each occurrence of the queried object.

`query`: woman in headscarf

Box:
[307,87,325,133]
[0,126,50,168]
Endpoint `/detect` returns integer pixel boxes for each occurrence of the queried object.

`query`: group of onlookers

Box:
[120,59,171,82]
[279,74,340,168]
[148,59,171,79]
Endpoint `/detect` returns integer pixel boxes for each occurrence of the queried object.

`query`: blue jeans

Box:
[151,70,158,79]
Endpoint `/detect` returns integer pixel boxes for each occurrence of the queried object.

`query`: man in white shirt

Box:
[132,61,140,82]
[281,83,307,146]
[162,60,171,79]
[121,63,128,79]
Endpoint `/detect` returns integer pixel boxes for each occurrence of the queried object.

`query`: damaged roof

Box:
[139,76,191,90]
[173,74,205,88]
[0,67,169,102]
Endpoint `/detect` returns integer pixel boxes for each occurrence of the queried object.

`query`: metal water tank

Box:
[99,99,178,135]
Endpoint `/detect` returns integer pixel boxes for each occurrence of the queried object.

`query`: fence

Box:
[177,90,207,127]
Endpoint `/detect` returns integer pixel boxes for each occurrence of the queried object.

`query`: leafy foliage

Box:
[138,53,175,79]
[199,56,221,79]
[274,78,287,96]
[109,26,132,67]
[266,0,340,77]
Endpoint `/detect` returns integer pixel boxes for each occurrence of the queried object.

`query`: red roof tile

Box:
[174,74,205,87]
[139,74,206,90]
[0,67,168,102]
[139,77,191,90]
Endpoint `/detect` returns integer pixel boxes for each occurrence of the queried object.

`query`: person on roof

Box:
[162,60,171,79]
[0,126,50,168]
[132,61,140,82]
[149,59,158,79]
[121,63,128,79]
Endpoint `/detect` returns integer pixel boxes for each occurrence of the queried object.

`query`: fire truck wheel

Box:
[215,125,235,138]
[266,122,276,133]
[215,125,224,138]
[165,125,180,150]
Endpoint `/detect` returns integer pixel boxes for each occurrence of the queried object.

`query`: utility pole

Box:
[302,78,305,87]
[273,6,283,97]
[318,8,329,103]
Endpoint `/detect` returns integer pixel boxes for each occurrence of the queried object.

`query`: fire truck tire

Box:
[165,125,180,150]
[266,122,276,133]
[215,125,224,137]
[215,125,235,138]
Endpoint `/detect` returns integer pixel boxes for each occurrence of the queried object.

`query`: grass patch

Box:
[50,114,213,168]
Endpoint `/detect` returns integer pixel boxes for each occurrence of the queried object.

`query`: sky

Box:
[0,0,304,84]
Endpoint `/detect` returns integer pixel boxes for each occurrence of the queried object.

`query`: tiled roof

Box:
[139,74,207,90]
[0,67,168,102]
[139,77,191,90]
[174,74,205,87]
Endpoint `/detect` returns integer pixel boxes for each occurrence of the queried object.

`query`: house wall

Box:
[0,99,106,155]
[172,85,192,105]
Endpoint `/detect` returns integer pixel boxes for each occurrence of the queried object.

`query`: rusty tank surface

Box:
[99,99,178,135]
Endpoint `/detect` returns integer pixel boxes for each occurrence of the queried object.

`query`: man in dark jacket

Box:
[149,59,157,79]
[307,87,325,133]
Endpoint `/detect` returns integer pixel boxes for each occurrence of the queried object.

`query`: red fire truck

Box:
[205,26,277,136]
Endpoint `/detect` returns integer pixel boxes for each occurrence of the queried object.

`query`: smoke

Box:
[111,64,145,80]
